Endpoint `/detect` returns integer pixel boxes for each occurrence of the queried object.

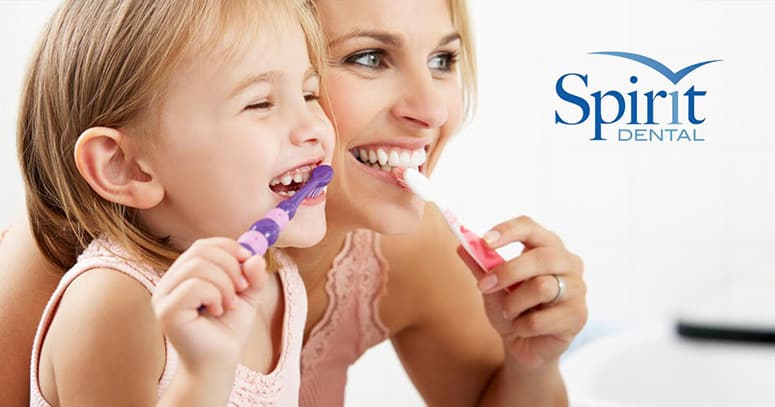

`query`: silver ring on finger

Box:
[548,274,565,304]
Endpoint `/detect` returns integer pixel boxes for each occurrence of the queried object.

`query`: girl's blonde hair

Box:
[18,0,326,271]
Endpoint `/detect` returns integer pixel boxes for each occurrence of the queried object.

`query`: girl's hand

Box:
[152,238,268,374]
[457,216,587,370]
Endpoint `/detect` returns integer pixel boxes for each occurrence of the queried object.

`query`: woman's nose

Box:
[390,71,448,129]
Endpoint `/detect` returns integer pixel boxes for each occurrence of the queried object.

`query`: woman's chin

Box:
[360,198,426,235]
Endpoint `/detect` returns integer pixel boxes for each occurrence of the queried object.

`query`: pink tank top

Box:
[298,229,391,406]
[30,237,307,406]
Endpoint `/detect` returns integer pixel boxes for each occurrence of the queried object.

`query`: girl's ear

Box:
[74,127,164,209]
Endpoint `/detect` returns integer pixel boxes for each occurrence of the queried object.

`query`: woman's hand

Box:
[152,237,268,374]
[457,216,587,370]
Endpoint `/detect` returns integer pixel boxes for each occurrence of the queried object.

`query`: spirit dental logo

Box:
[554,51,721,142]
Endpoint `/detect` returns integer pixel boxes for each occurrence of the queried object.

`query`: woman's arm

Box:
[381,204,585,406]
[0,214,62,406]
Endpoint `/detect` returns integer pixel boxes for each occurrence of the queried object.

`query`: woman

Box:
[0,0,586,405]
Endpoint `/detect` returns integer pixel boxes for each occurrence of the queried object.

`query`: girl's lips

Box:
[270,188,327,205]
[301,190,326,206]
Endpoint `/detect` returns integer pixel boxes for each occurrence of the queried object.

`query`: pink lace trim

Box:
[360,232,390,353]
[230,250,301,402]
[301,229,389,373]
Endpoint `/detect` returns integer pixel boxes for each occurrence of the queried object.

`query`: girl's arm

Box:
[43,238,267,407]
[40,268,168,406]
[381,204,585,407]
[0,214,62,406]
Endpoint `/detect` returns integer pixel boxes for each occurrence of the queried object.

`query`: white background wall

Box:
[2,1,774,406]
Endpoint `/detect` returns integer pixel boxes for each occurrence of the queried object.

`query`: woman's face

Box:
[316,0,464,234]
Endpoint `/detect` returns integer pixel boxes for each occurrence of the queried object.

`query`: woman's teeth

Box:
[352,146,426,171]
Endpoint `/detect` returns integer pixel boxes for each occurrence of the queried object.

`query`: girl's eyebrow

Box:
[229,66,317,99]
[328,30,461,48]
[230,71,280,98]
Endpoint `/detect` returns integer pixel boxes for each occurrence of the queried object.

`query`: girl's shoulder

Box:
[37,265,165,405]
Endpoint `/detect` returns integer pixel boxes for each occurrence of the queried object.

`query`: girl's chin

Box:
[275,222,327,248]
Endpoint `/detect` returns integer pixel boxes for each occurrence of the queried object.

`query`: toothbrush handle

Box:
[237,207,290,256]
[459,225,505,271]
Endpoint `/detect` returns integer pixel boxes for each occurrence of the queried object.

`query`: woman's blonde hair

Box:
[18,0,326,271]
[448,0,478,121]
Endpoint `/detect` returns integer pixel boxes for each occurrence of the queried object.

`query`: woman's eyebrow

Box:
[438,32,461,47]
[328,30,402,48]
[328,30,462,49]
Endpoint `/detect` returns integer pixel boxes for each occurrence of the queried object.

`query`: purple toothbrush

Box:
[237,164,333,256]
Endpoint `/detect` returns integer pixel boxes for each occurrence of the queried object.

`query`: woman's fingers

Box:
[482,215,564,251]
[501,274,564,320]
[508,300,587,340]
[479,246,582,294]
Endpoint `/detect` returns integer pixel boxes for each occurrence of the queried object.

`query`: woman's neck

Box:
[283,220,354,293]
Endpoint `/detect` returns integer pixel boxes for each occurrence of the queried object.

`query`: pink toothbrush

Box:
[393,167,505,272]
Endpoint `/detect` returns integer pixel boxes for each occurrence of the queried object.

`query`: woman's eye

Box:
[428,52,458,72]
[304,93,320,102]
[245,101,273,110]
[345,50,387,69]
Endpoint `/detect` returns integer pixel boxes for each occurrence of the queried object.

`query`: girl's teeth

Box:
[368,150,378,164]
[293,173,303,183]
[281,175,293,185]
[360,149,368,162]
[270,178,280,186]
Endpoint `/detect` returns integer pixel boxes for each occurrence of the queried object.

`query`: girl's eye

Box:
[428,52,459,72]
[304,93,320,102]
[345,50,387,70]
[245,101,273,110]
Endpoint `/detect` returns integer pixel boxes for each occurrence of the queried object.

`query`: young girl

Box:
[20,0,334,405]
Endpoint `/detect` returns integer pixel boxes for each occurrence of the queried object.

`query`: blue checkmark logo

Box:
[590,51,722,85]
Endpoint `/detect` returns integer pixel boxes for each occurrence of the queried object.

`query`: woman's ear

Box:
[74,127,164,209]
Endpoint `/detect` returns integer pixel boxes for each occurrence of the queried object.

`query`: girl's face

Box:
[316,0,464,234]
[140,20,335,250]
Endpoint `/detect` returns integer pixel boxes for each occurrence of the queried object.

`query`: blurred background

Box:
[2,1,774,406]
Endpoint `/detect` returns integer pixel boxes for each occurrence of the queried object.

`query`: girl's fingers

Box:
[238,255,268,308]
[154,277,223,326]
[156,258,238,309]
[186,238,250,291]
